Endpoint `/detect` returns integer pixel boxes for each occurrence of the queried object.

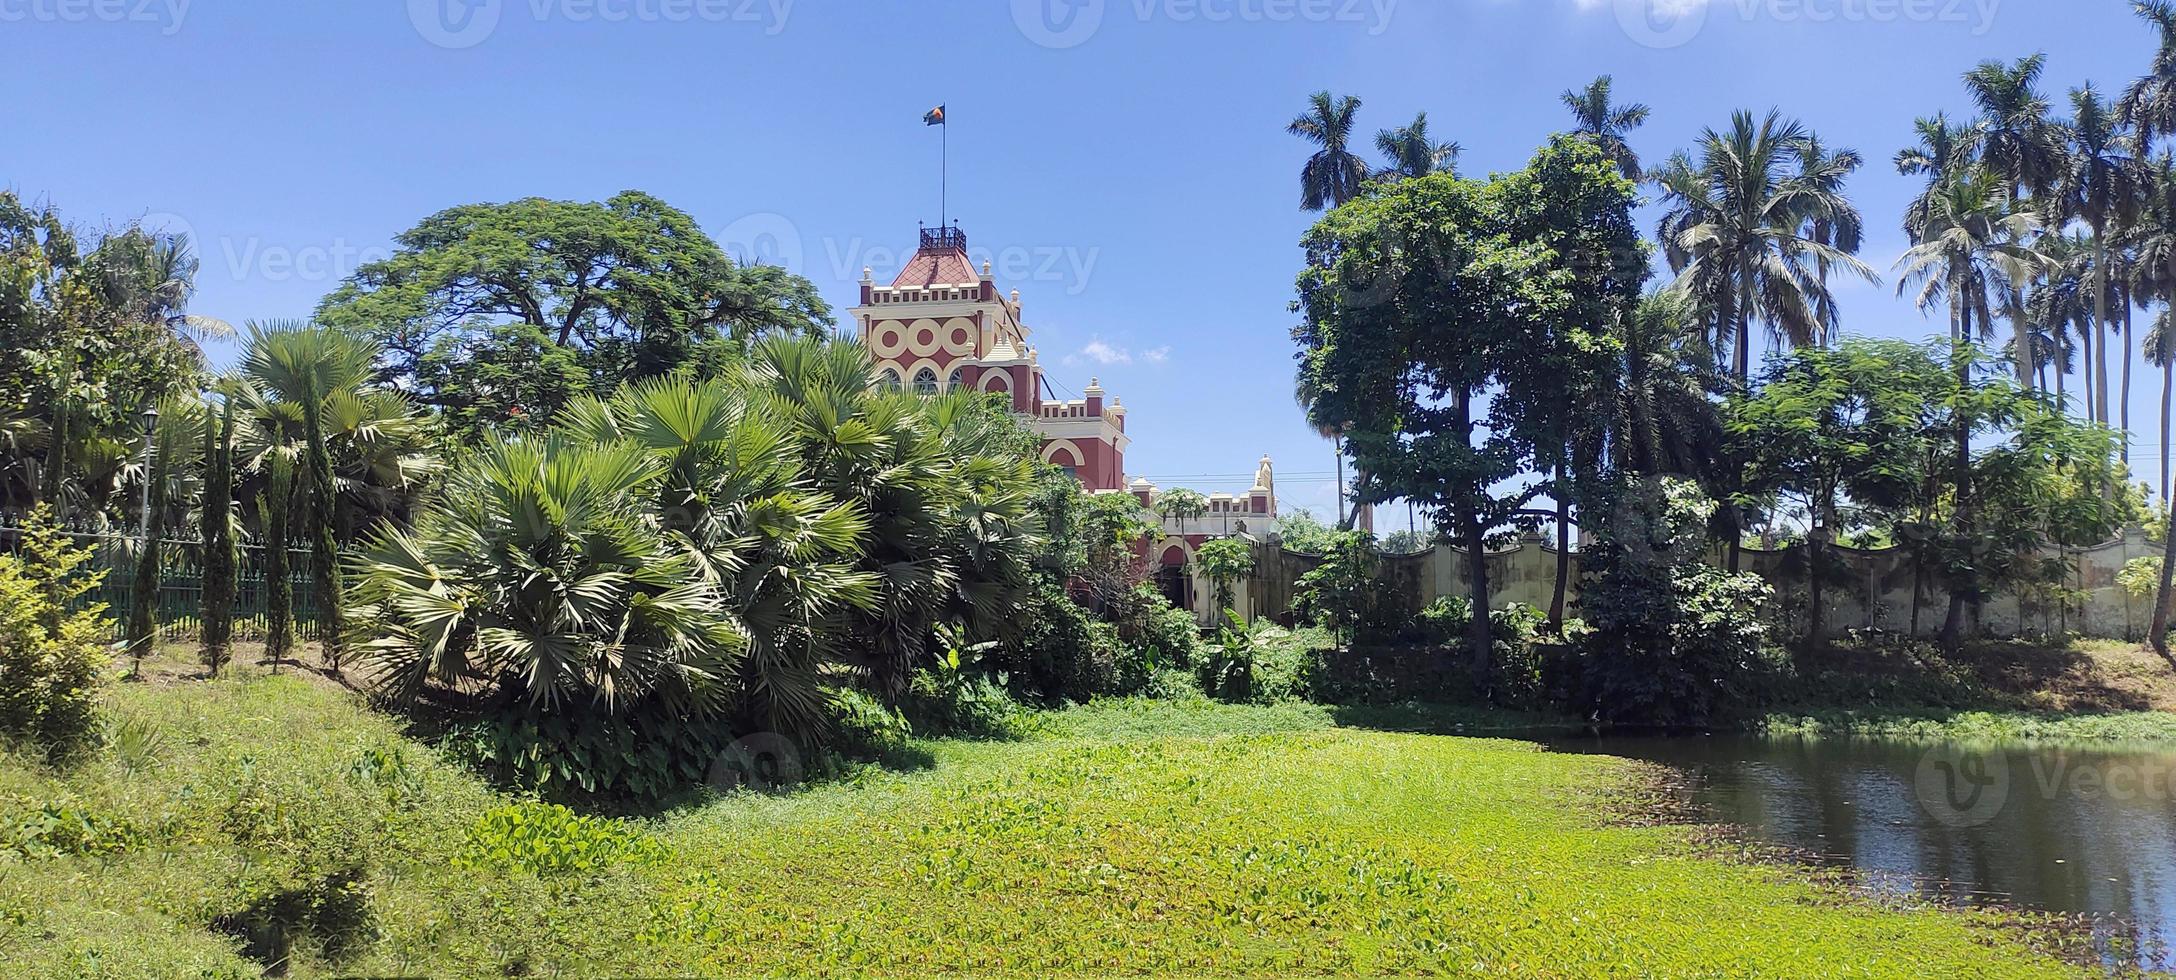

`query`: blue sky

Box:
[0,0,2162,522]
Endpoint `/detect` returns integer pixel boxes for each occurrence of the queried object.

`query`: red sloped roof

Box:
[892,246,979,288]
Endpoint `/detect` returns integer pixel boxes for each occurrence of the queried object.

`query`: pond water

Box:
[1544,733,2176,970]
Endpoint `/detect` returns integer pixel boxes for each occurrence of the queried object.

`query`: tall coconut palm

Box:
[1288,91,1370,211]
[1795,133,1868,344]
[1655,109,1879,383]
[2028,232,2094,414]
[1964,56,2067,387]
[2148,309,2175,501]
[241,320,379,672]
[1373,111,1460,180]
[1562,75,1651,180]
[2121,1,2176,148]
[1894,170,2050,647]
[1966,56,2068,199]
[1897,112,1979,239]
[2058,84,2143,431]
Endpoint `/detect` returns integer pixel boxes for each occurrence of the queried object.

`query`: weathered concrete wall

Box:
[1231,528,2161,640]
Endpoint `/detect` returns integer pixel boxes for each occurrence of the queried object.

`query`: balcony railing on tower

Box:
[919,225,968,253]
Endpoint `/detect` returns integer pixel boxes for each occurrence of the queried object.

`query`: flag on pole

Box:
[923,104,946,126]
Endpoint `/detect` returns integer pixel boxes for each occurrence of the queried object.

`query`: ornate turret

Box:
[848,224,1129,491]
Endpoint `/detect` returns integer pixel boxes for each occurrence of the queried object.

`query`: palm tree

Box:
[1795,133,1868,344]
[241,321,379,672]
[1894,170,2050,647]
[1897,113,1979,244]
[1964,55,2067,387]
[1655,109,1879,383]
[1373,111,1460,180]
[2148,309,2175,501]
[2121,1,2176,149]
[2058,84,2143,430]
[1617,291,1729,482]
[1562,75,1651,180]
[2027,232,2093,414]
[1288,91,1370,211]
[1966,55,2068,199]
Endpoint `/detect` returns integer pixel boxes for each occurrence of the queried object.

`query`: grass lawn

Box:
[0,667,2096,977]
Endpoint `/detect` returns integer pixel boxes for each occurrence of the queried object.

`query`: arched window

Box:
[913,367,940,395]
[877,368,902,390]
[948,367,967,391]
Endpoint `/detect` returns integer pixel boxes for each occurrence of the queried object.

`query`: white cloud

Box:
[1144,346,1170,364]
[1077,339,1132,365]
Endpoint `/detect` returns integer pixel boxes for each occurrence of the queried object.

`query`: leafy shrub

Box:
[454,802,665,878]
[345,744,428,809]
[1414,596,1472,645]
[999,584,1125,704]
[1199,614,1314,704]
[1582,480,1783,726]
[1294,531,1409,645]
[1139,667,1203,700]
[442,704,739,805]
[1110,584,1201,674]
[0,505,110,763]
[2120,556,2162,599]
[1194,537,1257,612]
[898,626,1026,739]
[828,687,913,758]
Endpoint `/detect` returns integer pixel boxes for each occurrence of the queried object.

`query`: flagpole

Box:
[941,107,948,231]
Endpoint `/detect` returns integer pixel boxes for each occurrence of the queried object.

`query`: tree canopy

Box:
[316,191,833,438]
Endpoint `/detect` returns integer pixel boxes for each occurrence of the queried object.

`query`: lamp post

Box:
[137,404,158,543]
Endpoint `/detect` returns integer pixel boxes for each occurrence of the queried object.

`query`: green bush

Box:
[1199,615,1315,704]
[1110,584,1201,674]
[899,627,1027,740]
[1582,480,1783,726]
[999,584,1118,704]
[442,704,740,805]
[828,687,914,758]
[0,505,110,763]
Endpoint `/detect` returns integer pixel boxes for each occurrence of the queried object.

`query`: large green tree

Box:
[1294,136,1643,675]
[1730,340,1932,648]
[316,191,831,438]
[2059,84,2142,429]
[0,196,207,515]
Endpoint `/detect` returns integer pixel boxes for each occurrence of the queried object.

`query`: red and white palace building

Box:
[852,226,1281,619]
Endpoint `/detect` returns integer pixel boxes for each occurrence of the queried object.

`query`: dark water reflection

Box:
[1545,733,2176,970]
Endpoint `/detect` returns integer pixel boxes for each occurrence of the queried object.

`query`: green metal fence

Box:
[0,511,323,642]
